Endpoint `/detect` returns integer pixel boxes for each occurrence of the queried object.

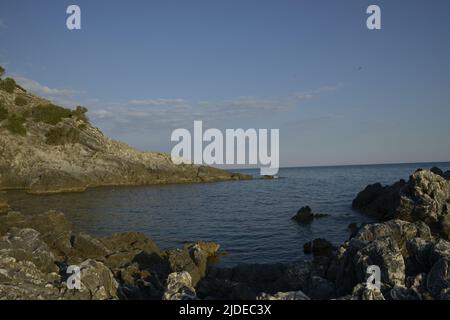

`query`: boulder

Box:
[0,228,58,273]
[292,206,329,224]
[354,237,406,287]
[349,283,385,300]
[70,232,110,263]
[352,180,405,220]
[62,259,119,300]
[352,169,450,239]
[166,241,219,286]
[426,258,450,299]
[163,272,196,300]
[292,206,314,224]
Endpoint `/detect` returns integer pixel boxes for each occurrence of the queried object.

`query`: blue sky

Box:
[1,0,450,167]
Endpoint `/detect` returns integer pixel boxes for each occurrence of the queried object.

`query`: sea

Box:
[6,162,450,267]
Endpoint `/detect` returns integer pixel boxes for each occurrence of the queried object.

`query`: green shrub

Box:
[0,105,8,121]
[0,78,17,93]
[14,96,28,106]
[73,106,89,122]
[0,66,4,79]
[78,123,88,130]
[45,127,81,145]
[5,114,27,136]
[32,104,73,125]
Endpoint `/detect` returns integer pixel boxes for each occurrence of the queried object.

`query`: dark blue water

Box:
[6,162,450,266]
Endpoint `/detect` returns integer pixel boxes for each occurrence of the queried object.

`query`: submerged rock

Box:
[292,206,329,224]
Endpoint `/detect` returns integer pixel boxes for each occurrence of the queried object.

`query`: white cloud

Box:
[128,98,186,106]
[89,85,338,133]
[14,76,80,98]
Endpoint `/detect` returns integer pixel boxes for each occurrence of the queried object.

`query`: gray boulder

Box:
[163,271,196,300]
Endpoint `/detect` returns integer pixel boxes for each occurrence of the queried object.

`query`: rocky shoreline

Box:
[1,167,449,300]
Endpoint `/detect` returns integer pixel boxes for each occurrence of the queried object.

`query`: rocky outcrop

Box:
[0,210,220,300]
[163,272,197,300]
[0,79,250,194]
[292,206,329,224]
[352,169,450,239]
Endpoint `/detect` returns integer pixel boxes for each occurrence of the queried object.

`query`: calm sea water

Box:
[6,162,450,267]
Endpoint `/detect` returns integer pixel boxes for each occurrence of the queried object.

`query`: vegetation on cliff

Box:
[0,66,250,194]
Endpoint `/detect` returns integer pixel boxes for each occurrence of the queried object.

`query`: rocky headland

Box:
[0,71,250,195]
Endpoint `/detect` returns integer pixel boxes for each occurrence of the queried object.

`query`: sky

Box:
[1,0,450,167]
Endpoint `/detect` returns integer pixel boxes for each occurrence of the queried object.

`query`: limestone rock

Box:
[163,272,196,300]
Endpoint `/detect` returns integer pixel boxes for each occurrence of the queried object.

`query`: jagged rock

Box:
[356,219,432,255]
[0,210,74,260]
[292,206,314,224]
[101,232,160,255]
[292,206,329,224]
[353,170,450,239]
[350,283,385,300]
[352,180,406,220]
[70,232,110,263]
[0,256,61,300]
[429,239,450,265]
[427,258,450,298]
[303,238,333,257]
[257,290,310,300]
[0,228,58,273]
[62,259,119,300]
[163,272,196,300]
[355,237,406,287]
[406,237,433,274]
[167,241,219,286]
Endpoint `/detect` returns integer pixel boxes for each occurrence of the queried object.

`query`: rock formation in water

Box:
[352,168,450,240]
[291,206,329,224]
[0,72,250,194]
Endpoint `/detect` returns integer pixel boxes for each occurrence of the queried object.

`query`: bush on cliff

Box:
[0,104,8,121]
[5,114,27,136]
[14,96,28,106]
[0,66,5,79]
[32,103,73,125]
[45,126,81,145]
[73,105,89,123]
[0,78,17,93]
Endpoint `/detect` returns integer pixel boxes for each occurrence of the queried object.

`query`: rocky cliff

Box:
[0,74,250,194]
